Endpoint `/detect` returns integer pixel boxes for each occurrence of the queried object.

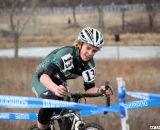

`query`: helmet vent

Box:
[96,31,99,42]
[85,29,93,42]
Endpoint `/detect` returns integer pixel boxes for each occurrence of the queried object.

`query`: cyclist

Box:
[32,27,111,130]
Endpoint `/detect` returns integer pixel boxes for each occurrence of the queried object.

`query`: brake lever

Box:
[105,81,114,95]
[104,81,114,114]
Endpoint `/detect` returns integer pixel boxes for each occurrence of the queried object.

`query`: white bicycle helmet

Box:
[78,27,104,49]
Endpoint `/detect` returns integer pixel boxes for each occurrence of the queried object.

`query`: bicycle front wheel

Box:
[81,123,105,130]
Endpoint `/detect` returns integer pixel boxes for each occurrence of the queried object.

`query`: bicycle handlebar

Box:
[70,92,103,98]
[55,74,113,115]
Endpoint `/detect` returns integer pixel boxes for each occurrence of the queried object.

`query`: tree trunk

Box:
[9,12,19,58]
[146,3,156,32]
[14,33,19,58]
[121,7,127,32]
[122,11,125,31]
[97,6,105,32]
[72,6,79,27]
[149,15,153,31]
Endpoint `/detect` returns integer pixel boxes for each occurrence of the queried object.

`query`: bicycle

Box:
[30,81,113,130]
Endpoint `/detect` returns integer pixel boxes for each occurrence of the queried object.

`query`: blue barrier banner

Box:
[127,91,160,100]
[125,99,160,110]
[80,106,119,116]
[0,95,94,109]
[81,99,160,116]
[0,113,37,120]
[0,105,119,120]
[0,95,117,113]
[111,99,160,111]
[0,99,160,119]
[0,94,160,119]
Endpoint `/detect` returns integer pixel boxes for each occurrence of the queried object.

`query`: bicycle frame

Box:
[50,109,85,130]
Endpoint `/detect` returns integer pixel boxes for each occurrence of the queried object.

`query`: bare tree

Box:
[125,0,160,32]
[82,0,110,32]
[91,0,107,32]
[0,0,38,57]
[145,1,160,31]
[44,0,81,27]
[96,3,105,32]
[112,0,129,32]
[67,0,81,27]
[120,6,128,31]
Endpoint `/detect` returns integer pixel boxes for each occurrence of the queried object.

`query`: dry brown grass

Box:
[1,33,160,49]
[0,58,160,130]
[0,11,160,48]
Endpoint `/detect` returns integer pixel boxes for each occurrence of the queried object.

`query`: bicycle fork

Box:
[71,113,85,130]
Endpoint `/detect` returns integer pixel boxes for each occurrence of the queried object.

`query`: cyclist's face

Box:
[80,43,99,62]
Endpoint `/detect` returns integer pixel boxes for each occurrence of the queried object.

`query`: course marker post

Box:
[117,77,130,130]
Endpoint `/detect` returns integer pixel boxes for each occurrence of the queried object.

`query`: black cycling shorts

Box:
[38,90,63,125]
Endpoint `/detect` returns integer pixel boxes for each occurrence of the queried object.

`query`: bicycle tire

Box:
[28,124,38,130]
[29,124,53,130]
[80,123,105,130]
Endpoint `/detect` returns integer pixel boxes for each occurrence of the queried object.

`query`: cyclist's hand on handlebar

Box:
[54,85,68,97]
[98,86,112,96]
[98,81,113,96]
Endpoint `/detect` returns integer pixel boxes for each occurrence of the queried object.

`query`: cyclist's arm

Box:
[40,74,58,92]
[39,62,67,97]
[40,74,67,97]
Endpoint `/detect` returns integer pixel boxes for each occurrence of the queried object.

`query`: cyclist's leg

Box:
[38,90,63,130]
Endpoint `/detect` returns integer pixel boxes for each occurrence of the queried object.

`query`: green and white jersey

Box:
[35,46,96,90]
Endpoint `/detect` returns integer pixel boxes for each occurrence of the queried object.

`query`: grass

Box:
[0,58,160,130]
[0,11,160,48]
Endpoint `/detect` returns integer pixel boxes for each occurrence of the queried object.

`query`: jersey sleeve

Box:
[43,63,64,80]
[52,48,74,72]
